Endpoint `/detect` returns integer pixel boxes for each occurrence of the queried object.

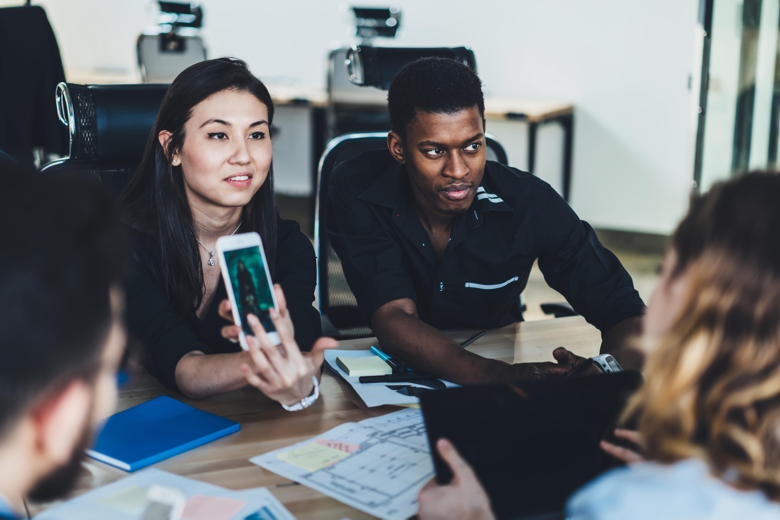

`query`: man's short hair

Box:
[0,165,129,437]
[387,57,485,141]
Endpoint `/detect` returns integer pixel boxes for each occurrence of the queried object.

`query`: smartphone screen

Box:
[223,246,276,337]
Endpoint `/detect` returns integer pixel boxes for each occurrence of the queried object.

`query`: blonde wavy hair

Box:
[625,171,780,499]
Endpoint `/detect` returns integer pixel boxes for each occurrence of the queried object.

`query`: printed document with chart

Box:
[250,409,433,520]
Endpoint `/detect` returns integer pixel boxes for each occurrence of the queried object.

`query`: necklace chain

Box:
[195,221,242,266]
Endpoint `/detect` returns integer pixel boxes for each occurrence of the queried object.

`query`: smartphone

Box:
[216,232,280,349]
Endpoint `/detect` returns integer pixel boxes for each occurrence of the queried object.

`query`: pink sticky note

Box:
[314,438,360,453]
[181,495,247,520]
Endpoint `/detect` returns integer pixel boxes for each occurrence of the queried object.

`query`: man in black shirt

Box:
[327,58,645,384]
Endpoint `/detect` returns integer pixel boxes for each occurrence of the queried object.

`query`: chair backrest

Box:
[137,33,207,83]
[346,46,476,90]
[326,46,477,139]
[315,132,508,340]
[41,83,168,195]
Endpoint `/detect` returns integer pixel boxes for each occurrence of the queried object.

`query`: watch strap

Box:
[281,376,319,412]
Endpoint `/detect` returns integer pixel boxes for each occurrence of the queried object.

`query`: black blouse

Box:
[125,216,322,392]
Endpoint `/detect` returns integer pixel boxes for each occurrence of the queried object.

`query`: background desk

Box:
[35,316,601,519]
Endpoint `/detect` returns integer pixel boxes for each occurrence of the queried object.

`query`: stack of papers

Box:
[35,468,293,520]
[250,408,433,520]
[325,349,459,407]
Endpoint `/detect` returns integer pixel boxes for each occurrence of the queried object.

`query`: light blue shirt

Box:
[0,493,16,519]
[566,459,780,520]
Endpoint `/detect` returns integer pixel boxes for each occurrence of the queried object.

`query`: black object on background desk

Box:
[420,372,642,519]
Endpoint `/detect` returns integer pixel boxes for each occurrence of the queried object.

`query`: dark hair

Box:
[672,171,780,279]
[120,58,277,317]
[0,164,128,437]
[387,57,484,141]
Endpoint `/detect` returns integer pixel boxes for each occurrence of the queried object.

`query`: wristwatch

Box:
[591,354,623,374]
[281,376,320,412]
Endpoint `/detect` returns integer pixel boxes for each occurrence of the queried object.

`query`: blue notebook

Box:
[87,396,240,472]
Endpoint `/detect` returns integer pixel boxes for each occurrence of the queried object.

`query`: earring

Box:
[172,157,179,165]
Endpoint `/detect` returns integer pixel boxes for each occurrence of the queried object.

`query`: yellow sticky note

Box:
[94,485,149,513]
[336,356,392,376]
[277,442,351,472]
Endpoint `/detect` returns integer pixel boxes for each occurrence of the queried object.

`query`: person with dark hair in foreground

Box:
[0,165,128,519]
[327,57,645,384]
[418,172,780,519]
[121,58,336,404]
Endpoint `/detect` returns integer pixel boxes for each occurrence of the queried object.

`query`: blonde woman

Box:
[418,172,780,520]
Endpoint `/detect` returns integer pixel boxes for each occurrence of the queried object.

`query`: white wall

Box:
[20,0,700,234]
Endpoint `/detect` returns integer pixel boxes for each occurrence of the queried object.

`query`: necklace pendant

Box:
[208,256,215,267]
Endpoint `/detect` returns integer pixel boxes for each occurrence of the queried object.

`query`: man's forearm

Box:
[600,315,644,371]
[372,309,515,385]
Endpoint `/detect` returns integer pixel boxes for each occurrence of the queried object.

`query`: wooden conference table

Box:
[42,316,602,519]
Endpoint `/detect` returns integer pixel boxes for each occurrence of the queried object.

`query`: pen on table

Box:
[460,331,486,348]
[370,345,408,374]
[359,373,438,384]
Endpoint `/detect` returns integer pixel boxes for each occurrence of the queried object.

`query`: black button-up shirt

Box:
[327,149,645,333]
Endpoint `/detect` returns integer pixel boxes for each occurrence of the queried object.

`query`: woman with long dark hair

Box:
[121,58,335,408]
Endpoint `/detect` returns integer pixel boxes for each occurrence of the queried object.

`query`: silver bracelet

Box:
[281,376,319,412]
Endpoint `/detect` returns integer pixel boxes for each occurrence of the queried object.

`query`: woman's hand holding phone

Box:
[219,284,337,407]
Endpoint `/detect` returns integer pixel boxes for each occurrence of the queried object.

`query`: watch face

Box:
[592,355,620,373]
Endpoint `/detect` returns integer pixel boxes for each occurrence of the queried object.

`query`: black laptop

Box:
[420,372,642,520]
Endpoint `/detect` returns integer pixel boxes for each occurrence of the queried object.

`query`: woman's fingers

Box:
[269,307,298,357]
[305,337,340,369]
[614,428,645,447]
[241,363,271,393]
[220,324,241,342]
[600,440,644,464]
[245,332,281,388]
[247,313,271,345]
[218,299,233,322]
[260,334,295,385]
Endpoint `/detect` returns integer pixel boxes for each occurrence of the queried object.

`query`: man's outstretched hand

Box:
[508,347,594,380]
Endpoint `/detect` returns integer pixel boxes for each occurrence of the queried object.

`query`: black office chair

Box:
[327,46,477,138]
[41,83,169,195]
[315,132,510,340]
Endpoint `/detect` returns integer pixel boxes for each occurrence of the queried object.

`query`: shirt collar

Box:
[358,160,405,210]
[358,160,514,214]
